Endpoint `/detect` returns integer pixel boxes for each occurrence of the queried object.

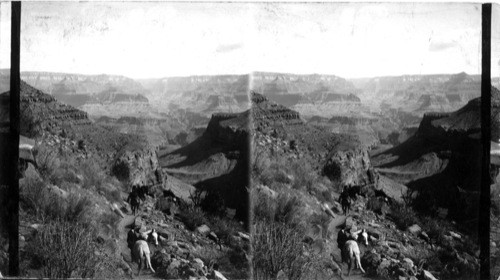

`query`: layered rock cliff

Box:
[159,107,250,221]
[352,72,481,115]
[251,91,378,188]
[2,81,166,190]
[0,81,92,137]
[371,87,499,223]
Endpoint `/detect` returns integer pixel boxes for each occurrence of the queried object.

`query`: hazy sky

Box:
[0,2,495,79]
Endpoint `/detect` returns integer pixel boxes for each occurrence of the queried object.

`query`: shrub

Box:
[289,160,317,192]
[252,191,305,228]
[20,172,52,219]
[80,159,105,190]
[179,206,208,231]
[111,160,130,182]
[253,220,316,280]
[309,212,331,239]
[20,173,94,225]
[189,188,205,208]
[209,216,243,248]
[35,145,60,182]
[389,203,419,230]
[99,211,120,238]
[26,220,104,278]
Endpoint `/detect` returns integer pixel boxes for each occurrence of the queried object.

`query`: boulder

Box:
[193,258,204,269]
[402,258,414,270]
[208,232,218,242]
[47,184,69,199]
[407,224,422,235]
[449,231,461,240]
[422,270,438,280]
[111,203,125,218]
[213,270,228,280]
[256,184,278,199]
[157,229,169,240]
[367,230,382,239]
[196,225,210,235]
[168,259,182,271]
[237,231,250,241]
[419,231,430,242]
[332,202,343,214]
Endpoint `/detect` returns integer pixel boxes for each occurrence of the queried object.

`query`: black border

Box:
[481,3,492,280]
[8,1,21,277]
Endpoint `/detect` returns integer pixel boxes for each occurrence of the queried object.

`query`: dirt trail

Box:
[329,212,371,280]
[117,193,158,279]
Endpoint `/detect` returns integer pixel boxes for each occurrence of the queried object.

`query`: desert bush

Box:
[389,202,419,230]
[98,211,120,238]
[20,173,94,225]
[209,215,244,249]
[252,191,305,227]
[35,145,60,182]
[289,160,317,192]
[80,159,105,190]
[35,192,94,226]
[272,193,305,226]
[309,212,331,239]
[179,206,208,231]
[96,180,123,204]
[253,220,316,280]
[26,220,104,278]
[111,160,130,182]
[20,172,52,219]
[189,188,205,208]
[420,216,448,246]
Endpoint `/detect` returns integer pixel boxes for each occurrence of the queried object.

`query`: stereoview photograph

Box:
[0,2,494,280]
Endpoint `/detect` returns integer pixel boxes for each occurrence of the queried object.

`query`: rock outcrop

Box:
[323,149,374,186]
[2,81,93,136]
[372,88,500,224]
[112,148,166,187]
[160,106,250,223]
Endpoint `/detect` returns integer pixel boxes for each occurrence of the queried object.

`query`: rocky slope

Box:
[371,87,497,225]
[251,91,403,199]
[0,80,168,188]
[159,110,250,223]
[251,90,480,280]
